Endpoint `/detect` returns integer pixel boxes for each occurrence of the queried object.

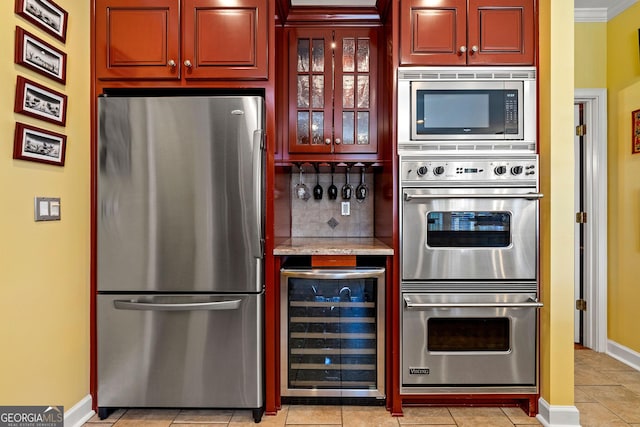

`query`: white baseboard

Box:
[607,339,640,371]
[536,397,581,427]
[64,395,94,427]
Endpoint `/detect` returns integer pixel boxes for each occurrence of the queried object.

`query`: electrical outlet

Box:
[341,202,350,216]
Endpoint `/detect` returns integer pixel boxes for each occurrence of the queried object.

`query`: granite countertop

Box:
[273,237,394,256]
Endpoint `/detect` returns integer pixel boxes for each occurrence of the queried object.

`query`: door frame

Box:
[574,88,608,352]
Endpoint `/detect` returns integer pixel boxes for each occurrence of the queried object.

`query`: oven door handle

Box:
[403,192,544,201]
[403,296,544,309]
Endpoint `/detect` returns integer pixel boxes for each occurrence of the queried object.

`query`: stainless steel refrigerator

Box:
[96,95,265,422]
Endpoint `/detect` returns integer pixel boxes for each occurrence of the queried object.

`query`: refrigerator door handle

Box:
[253,129,265,258]
[113,299,241,311]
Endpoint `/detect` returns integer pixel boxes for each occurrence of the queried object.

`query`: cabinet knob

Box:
[458,46,467,54]
[471,45,479,53]
[168,59,176,67]
[184,60,193,68]
[334,138,341,145]
[325,138,331,145]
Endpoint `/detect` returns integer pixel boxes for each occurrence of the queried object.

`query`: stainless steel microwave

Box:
[397,67,536,152]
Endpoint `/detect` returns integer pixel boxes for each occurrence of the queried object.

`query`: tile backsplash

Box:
[291,171,373,237]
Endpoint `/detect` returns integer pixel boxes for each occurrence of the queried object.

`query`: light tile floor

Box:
[85,348,640,427]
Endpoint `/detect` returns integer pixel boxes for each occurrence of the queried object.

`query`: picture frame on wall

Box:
[14,76,67,126]
[13,122,66,166]
[15,26,66,84]
[15,0,68,43]
[633,108,640,154]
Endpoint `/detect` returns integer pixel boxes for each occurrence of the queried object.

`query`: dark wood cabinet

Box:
[287,27,378,157]
[95,0,180,80]
[182,0,268,80]
[400,0,534,66]
[95,0,268,81]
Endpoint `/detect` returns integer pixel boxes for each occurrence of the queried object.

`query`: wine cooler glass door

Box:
[280,268,385,398]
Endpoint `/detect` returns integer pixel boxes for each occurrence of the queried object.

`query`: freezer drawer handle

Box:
[403,296,543,309]
[404,192,544,201]
[113,299,241,311]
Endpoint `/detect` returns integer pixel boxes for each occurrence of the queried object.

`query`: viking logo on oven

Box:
[409,367,430,375]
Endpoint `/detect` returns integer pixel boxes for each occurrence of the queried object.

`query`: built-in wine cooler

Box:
[280,268,385,398]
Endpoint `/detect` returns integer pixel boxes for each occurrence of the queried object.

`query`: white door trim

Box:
[574,88,608,352]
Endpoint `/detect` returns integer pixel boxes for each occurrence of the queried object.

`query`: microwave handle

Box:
[404,192,544,201]
[404,296,543,309]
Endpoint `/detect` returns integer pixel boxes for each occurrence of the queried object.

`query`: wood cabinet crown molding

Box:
[275,0,390,24]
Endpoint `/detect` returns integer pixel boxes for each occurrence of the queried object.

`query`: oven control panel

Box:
[401,157,538,185]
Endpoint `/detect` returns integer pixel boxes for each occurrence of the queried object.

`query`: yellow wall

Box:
[575,22,607,88]
[606,3,640,353]
[0,1,90,410]
[538,0,576,405]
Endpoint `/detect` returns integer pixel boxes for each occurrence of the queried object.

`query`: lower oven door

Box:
[401,292,541,391]
[402,187,540,281]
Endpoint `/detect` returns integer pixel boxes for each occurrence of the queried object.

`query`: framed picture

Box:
[14,76,67,126]
[13,122,66,166]
[633,109,640,154]
[15,26,66,84]
[15,0,68,43]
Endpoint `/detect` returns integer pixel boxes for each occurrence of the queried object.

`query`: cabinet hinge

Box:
[576,212,587,223]
[576,124,587,137]
[576,299,587,311]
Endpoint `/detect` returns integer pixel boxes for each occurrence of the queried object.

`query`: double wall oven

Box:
[399,157,542,393]
[397,64,541,396]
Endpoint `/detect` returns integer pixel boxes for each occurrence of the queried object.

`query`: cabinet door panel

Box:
[288,29,333,154]
[400,0,466,65]
[468,0,534,65]
[96,0,180,80]
[183,0,268,80]
[334,28,377,154]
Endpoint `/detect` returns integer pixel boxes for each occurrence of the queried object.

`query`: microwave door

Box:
[410,81,524,141]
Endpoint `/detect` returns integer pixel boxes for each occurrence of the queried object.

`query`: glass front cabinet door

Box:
[288,28,378,155]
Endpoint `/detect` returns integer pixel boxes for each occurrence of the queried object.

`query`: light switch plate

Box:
[35,197,61,221]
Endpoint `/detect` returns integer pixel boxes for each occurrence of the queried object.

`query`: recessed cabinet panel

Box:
[196,10,256,64]
[184,0,268,79]
[413,11,457,54]
[400,0,466,66]
[96,0,180,80]
[412,8,464,64]
[478,9,523,52]
[108,11,167,65]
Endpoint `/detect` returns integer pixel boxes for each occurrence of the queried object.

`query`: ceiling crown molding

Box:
[575,0,637,22]
[575,7,607,22]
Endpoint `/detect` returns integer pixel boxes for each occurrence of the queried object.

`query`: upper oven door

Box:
[402,187,539,281]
